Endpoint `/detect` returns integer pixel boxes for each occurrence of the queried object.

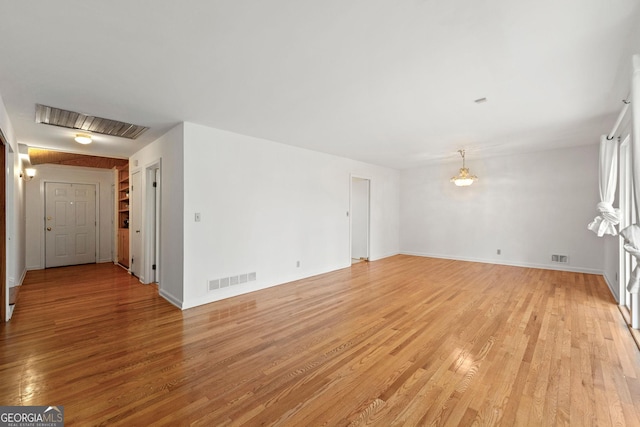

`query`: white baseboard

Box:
[159,289,183,309]
[17,268,26,286]
[369,251,400,262]
[8,268,27,288]
[400,251,604,275]
[182,263,354,310]
[603,272,619,303]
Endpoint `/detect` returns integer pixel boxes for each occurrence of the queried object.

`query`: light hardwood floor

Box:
[1,256,639,426]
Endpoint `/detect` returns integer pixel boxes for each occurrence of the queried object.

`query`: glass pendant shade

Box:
[450,150,477,186]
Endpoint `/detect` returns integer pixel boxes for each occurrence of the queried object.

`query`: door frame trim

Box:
[129,170,142,279]
[40,180,100,268]
[349,174,371,264]
[0,130,6,322]
[143,160,161,285]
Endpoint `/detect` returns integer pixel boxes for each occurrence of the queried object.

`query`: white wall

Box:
[130,123,184,307]
[181,123,400,309]
[0,91,26,322]
[0,92,26,296]
[400,145,604,273]
[12,153,26,287]
[24,164,115,269]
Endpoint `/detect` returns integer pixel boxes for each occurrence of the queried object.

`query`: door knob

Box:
[46,227,52,231]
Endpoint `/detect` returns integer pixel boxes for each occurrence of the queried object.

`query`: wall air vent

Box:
[551,254,569,263]
[208,279,220,291]
[208,271,256,292]
[35,104,149,139]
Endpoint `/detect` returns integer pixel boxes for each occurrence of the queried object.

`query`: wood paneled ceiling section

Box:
[35,104,149,139]
[28,148,128,169]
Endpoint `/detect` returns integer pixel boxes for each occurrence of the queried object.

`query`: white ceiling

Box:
[0,0,638,169]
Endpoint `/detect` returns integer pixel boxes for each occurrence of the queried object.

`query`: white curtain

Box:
[587,135,620,236]
[621,54,640,294]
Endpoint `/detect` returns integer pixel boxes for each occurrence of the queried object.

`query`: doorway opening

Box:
[350,176,370,265]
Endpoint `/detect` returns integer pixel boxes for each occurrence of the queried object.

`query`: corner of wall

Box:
[8,267,27,288]
[159,289,184,310]
[130,123,185,306]
[603,271,620,303]
[369,251,401,262]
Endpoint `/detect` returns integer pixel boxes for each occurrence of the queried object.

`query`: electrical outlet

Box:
[194,213,201,222]
[497,249,501,255]
[296,260,300,268]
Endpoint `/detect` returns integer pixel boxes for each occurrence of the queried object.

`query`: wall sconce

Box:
[20,168,36,181]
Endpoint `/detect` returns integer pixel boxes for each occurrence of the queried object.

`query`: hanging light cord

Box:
[458,150,466,168]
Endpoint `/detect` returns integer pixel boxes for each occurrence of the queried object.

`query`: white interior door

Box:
[45,182,96,268]
[130,171,142,277]
[351,177,370,262]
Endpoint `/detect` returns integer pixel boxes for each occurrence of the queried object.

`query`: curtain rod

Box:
[607,98,631,140]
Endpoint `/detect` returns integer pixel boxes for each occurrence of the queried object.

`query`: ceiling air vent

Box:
[35,104,149,139]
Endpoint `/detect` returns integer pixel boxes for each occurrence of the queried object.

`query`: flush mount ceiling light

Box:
[450,149,478,186]
[75,133,92,144]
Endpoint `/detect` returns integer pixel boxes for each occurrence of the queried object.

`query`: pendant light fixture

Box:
[450,149,477,186]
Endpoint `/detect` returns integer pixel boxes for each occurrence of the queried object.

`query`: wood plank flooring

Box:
[1,256,639,426]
